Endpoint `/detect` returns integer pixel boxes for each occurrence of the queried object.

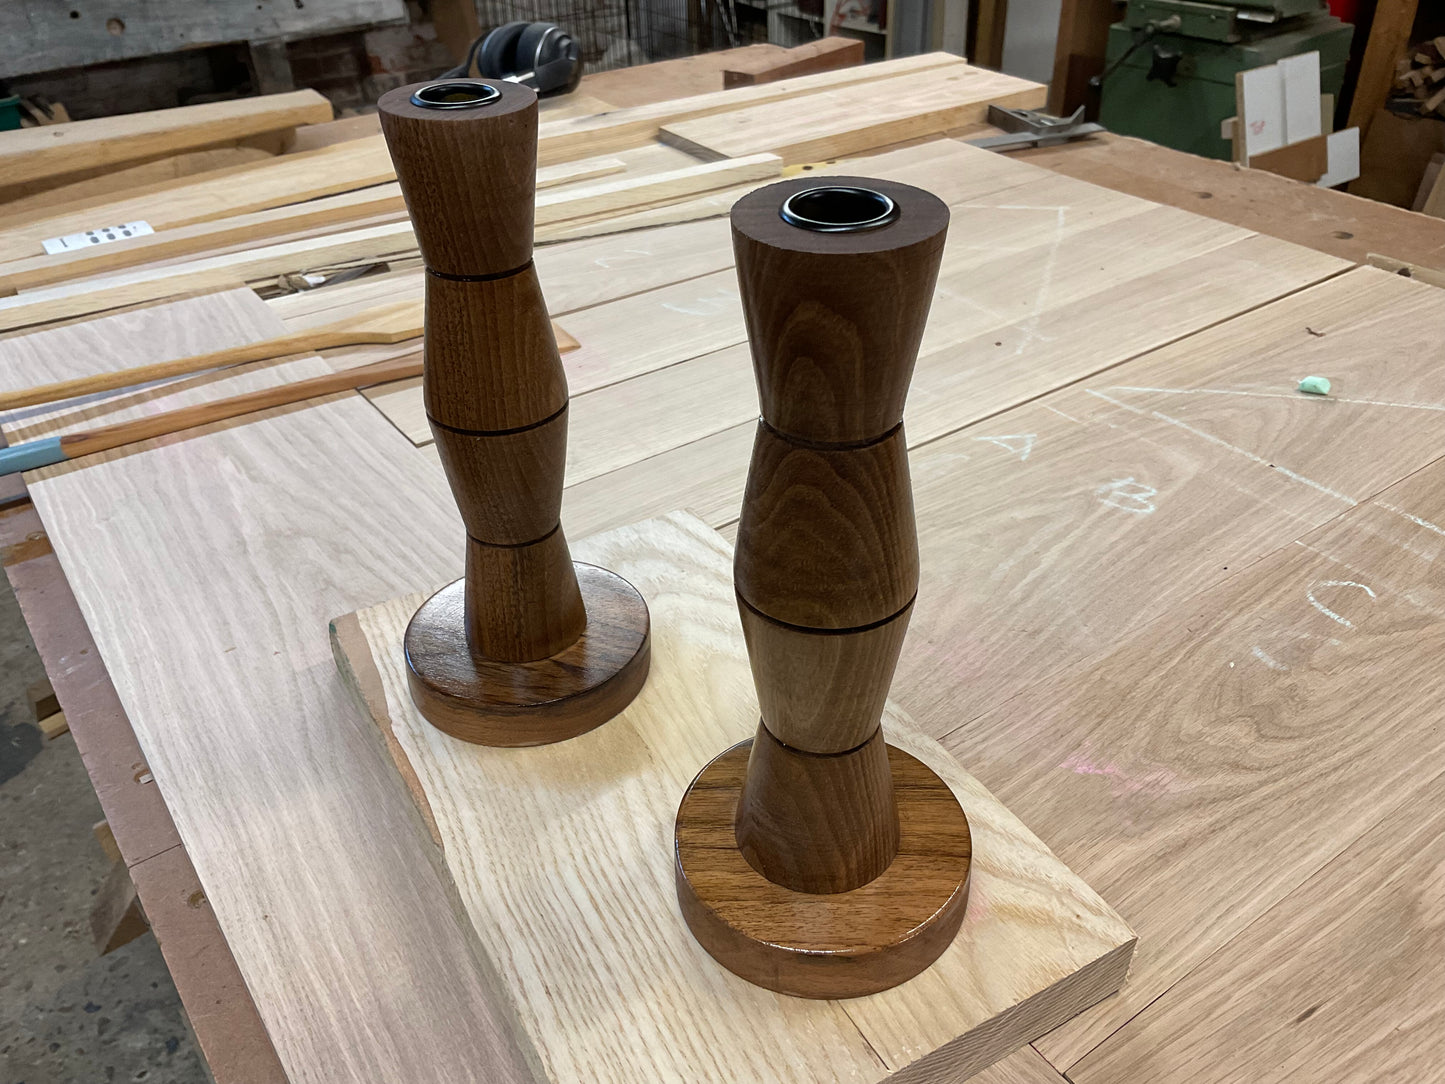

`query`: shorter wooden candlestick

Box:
[382,79,650,747]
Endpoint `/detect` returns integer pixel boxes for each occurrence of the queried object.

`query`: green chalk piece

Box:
[1298,376,1331,396]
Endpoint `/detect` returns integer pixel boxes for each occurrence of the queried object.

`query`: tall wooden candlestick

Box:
[378,80,650,746]
[674,179,972,998]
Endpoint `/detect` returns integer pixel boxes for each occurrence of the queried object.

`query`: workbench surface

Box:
[6,52,1445,1084]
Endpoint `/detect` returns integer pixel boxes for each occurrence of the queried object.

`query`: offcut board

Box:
[330,511,1135,1084]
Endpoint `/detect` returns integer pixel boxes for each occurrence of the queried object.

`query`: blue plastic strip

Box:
[0,436,66,476]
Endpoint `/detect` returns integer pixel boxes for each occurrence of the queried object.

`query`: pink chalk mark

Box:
[1060,752,1177,798]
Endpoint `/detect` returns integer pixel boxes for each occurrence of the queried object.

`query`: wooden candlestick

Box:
[674,178,972,998]
[379,80,650,746]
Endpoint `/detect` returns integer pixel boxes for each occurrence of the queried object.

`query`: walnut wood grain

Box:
[423,269,569,432]
[738,596,912,753]
[405,563,650,746]
[380,77,649,744]
[431,405,568,546]
[377,81,537,277]
[736,724,900,894]
[463,529,586,663]
[678,178,961,996]
[676,738,971,999]
[731,175,948,444]
[735,421,918,630]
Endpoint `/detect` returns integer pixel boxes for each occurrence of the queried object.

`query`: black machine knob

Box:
[1147,44,1183,87]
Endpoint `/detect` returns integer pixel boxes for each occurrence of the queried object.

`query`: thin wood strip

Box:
[0,155,628,295]
[0,138,398,262]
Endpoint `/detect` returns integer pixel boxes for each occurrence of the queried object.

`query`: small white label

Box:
[42,220,154,255]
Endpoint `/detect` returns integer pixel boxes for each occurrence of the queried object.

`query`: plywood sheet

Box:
[333,512,1133,1084]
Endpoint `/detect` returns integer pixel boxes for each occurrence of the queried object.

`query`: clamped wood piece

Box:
[675,177,970,998]
[378,80,650,746]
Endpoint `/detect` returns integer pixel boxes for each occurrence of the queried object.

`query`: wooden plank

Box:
[551,232,1340,543]
[0,138,398,263]
[0,499,287,1084]
[0,155,628,295]
[978,1047,1072,1084]
[582,45,787,107]
[534,52,969,166]
[887,268,1445,1071]
[0,89,332,186]
[333,512,1133,1084]
[659,66,1046,164]
[1346,0,1421,141]
[1048,0,1115,115]
[0,144,278,211]
[0,0,405,78]
[1064,458,1445,1082]
[0,289,315,446]
[14,366,539,1083]
[722,37,865,87]
[1014,132,1445,271]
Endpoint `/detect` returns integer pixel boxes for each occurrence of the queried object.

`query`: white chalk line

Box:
[1379,502,1445,539]
[1108,384,1445,413]
[1306,580,1376,628]
[1085,389,1357,507]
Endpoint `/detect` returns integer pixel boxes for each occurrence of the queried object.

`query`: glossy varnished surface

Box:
[422,270,568,432]
[431,407,569,545]
[381,77,650,742]
[405,562,650,746]
[738,596,913,753]
[376,80,538,277]
[735,724,900,893]
[731,175,949,444]
[677,738,970,998]
[734,422,918,629]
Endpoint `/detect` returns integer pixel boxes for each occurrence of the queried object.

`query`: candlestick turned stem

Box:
[379,80,649,746]
[674,178,972,998]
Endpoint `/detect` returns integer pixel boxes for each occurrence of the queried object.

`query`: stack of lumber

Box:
[0,54,1041,331]
[1394,37,1445,116]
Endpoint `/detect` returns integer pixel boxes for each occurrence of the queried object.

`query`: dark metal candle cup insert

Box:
[778,186,900,233]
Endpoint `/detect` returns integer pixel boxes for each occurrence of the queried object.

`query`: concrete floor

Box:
[0,572,207,1083]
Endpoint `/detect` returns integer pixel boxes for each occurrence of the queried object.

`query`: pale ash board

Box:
[330,512,1135,1084]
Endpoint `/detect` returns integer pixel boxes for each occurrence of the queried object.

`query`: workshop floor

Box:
[0,578,206,1084]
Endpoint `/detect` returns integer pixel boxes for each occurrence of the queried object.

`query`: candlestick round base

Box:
[404,562,650,746]
[674,738,971,999]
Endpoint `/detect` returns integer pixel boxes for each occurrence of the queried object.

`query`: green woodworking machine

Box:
[1097,0,1353,159]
